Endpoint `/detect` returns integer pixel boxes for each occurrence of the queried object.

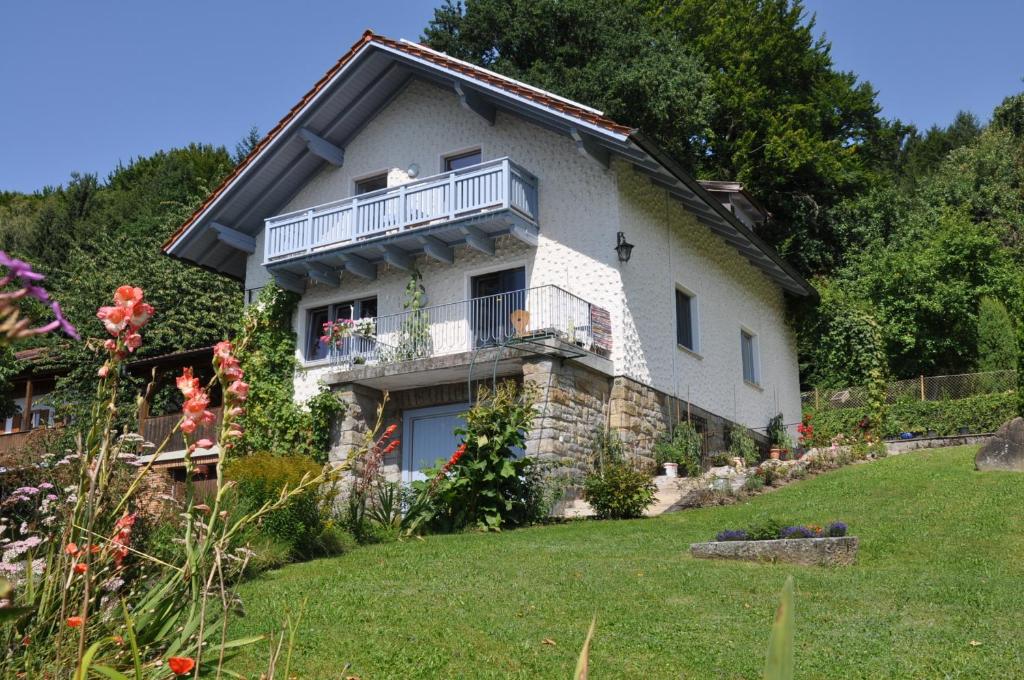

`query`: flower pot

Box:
[769,447,782,460]
[663,462,679,478]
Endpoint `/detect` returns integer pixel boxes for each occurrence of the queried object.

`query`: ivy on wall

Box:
[237,285,345,463]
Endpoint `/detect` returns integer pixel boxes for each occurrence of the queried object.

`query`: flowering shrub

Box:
[0,280,342,677]
[716,529,749,542]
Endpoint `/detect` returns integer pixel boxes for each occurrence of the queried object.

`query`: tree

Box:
[424,0,715,169]
[977,297,1017,372]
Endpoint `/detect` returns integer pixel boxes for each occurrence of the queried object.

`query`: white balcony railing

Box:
[326,285,611,368]
[264,157,538,263]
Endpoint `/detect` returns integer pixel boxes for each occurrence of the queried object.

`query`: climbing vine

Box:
[387,267,432,361]
[236,284,344,462]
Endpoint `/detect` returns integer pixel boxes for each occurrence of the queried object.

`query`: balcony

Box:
[325,285,612,370]
[264,158,539,268]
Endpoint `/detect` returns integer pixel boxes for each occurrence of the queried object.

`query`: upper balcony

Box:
[263,158,539,272]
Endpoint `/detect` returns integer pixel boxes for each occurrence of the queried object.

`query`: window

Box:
[741,329,759,385]
[444,149,482,172]
[355,173,388,195]
[675,288,698,352]
[306,297,378,362]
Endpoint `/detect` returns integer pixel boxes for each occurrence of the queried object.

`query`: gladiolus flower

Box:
[227,380,249,400]
[176,368,199,398]
[167,657,196,675]
[180,419,197,435]
[114,286,144,308]
[97,364,110,378]
[384,424,398,438]
[96,306,128,335]
[66,616,83,628]
[73,562,87,574]
[65,542,80,556]
[383,440,400,455]
[213,341,233,359]
[129,301,153,327]
[125,333,142,351]
[103,339,117,351]
[195,438,214,449]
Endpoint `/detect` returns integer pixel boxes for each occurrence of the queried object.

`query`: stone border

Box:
[690,536,858,566]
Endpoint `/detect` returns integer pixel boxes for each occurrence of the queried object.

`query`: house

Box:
[0,346,219,497]
[163,31,814,480]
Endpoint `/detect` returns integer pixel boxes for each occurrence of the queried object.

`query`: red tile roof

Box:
[162,30,633,253]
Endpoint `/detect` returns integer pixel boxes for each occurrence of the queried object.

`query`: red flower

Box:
[167,657,196,675]
[73,562,88,574]
[65,542,79,556]
[382,440,400,455]
[66,616,84,628]
[384,424,398,438]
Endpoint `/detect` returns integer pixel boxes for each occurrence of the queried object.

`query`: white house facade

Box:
[164,31,813,480]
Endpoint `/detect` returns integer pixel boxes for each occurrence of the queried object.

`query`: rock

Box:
[975,418,1024,471]
[690,536,859,567]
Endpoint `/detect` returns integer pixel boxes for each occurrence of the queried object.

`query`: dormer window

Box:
[444,150,481,172]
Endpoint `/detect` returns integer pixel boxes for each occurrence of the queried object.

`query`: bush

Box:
[242,532,294,576]
[653,422,702,476]
[743,474,766,492]
[225,452,327,559]
[728,424,760,466]
[582,461,656,519]
[810,392,1016,440]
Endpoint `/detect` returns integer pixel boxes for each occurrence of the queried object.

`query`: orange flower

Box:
[66,616,84,628]
[384,424,398,438]
[112,635,124,646]
[64,542,80,556]
[167,657,196,675]
[73,562,88,574]
[89,544,101,555]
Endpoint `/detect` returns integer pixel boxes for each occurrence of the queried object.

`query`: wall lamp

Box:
[615,231,635,263]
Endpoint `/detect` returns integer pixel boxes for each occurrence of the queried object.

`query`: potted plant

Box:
[767,413,786,460]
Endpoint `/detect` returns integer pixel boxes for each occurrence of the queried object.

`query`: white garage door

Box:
[402,403,468,482]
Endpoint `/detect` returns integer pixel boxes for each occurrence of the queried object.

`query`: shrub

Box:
[714,519,849,542]
[582,460,656,519]
[242,532,294,576]
[728,424,759,466]
[708,452,732,467]
[746,518,784,541]
[653,422,702,476]
[827,521,849,537]
[810,392,1016,440]
[413,381,538,531]
[787,465,807,481]
[225,452,326,559]
[743,474,766,492]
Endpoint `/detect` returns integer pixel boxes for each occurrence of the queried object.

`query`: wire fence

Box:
[802,370,1017,411]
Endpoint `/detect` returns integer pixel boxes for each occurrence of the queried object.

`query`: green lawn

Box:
[230,446,1024,678]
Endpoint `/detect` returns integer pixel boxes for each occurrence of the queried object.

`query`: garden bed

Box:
[690,535,858,566]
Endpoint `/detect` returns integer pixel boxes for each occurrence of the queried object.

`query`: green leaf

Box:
[220,634,266,650]
[500,459,515,477]
[574,615,597,680]
[764,575,795,680]
[477,434,489,447]
[90,665,132,680]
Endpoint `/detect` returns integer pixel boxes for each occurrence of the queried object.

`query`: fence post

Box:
[919,375,925,401]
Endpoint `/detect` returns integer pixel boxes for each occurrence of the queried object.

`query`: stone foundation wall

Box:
[329,361,762,481]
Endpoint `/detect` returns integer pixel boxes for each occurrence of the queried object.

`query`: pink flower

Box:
[227,380,249,401]
[96,306,128,335]
[176,368,199,398]
[180,419,197,434]
[213,341,233,359]
[195,438,214,449]
[113,286,143,309]
[97,364,109,378]
[125,333,142,351]
[129,302,153,328]
[103,339,117,351]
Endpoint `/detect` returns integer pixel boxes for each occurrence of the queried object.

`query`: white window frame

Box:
[674,284,701,356]
[740,326,761,387]
[440,146,483,173]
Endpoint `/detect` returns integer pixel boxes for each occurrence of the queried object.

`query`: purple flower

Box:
[780,525,815,539]
[0,251,45,282]
[716,529,749,542]
[827,521,848,537]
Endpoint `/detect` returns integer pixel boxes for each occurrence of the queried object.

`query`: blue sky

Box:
[1,1,1021,193]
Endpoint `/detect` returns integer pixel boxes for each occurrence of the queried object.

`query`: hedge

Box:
[809,391,1016,441]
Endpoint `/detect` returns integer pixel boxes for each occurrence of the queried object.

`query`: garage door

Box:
[402,403,468,482]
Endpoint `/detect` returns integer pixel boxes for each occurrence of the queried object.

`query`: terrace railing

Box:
[264,157,539,263]
[328,285,611,367]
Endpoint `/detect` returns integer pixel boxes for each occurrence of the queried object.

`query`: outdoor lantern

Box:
[615,231,635,263]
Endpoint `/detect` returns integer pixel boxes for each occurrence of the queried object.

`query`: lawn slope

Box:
[230,447,1024,679]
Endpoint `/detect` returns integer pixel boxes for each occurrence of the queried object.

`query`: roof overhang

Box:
[163,31,813,298]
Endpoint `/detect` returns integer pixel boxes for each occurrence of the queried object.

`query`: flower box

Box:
[690,536,858,567]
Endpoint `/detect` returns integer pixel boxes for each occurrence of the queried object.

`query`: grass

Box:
[229,446,1024,678]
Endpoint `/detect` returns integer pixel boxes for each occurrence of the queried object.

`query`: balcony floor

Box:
[318,337,612,391]
[266,209,538,279]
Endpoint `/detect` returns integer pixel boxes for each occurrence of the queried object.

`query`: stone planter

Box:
[662,462,678,478]
[690,536,858,567]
